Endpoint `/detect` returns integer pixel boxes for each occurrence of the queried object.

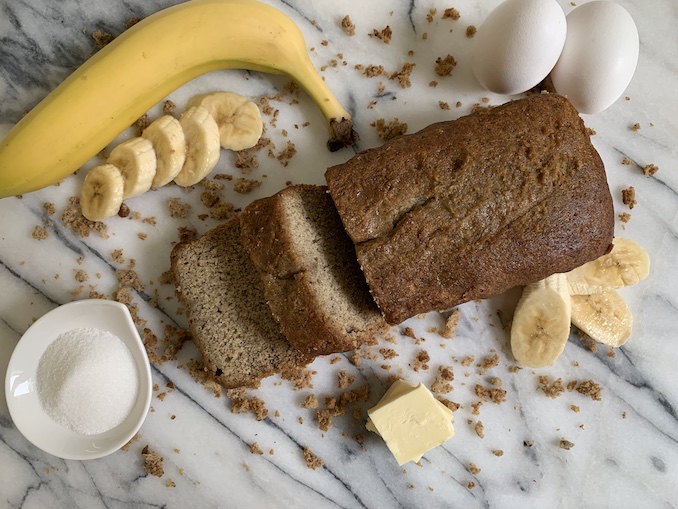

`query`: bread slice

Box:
[325,94,614,324]
[170,218,309,388]
[240,185,385,356]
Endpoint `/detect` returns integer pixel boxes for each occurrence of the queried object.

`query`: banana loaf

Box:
[325,94,614,324]
[170,218,310,388]
[240,185,385,356]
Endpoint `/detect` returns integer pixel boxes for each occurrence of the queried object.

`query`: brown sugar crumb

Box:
[301,394,318,409]
[478,353,499,375]
[575,380,603,401]
[43,202,56,216]
[235,151,259,174]
[32,225,49,240]
[442,8,461,20]
[303,447,324,470]
[370,26,392,44]
[475,384,507,404]
[618,212,632,224]
[413,350,430,372]
[643,164,659,176]
[437,397,460,412]
[466,25,477,38]
[492,449,504,457]
[559,439,575,450]
[390,62,416,88]
[622,186,637,209]
[168,197,191,218]
[461,356,475,367]
[380,348,399,360]
[439,101,450,110]
[371,118,408,141]
[250,442,264,455]
[341,15,356,36]
[227,388,269,420]
[362,65,389,78]
[234,178,262,194]
[474,421,485,439]
[537,376,565,399]
[435,55,457,77]
[61,197,111,238]
[276,141,297,167]
[338,370,356,389]
[92,30,115,49]
[469,462,481,475]
[141,445,164,477]
[630,123,641,131]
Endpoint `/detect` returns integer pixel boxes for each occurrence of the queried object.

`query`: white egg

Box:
[472,0,567,95]
[551,1,639,114]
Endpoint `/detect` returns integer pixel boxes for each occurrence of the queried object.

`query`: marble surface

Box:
[1,0,677,507]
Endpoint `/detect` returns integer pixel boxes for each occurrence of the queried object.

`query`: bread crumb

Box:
[469,462,481,475]
[303,447,324,470]
[120,433,140,452]
[43,202,56,216]
[341,15,356,36]
[492,449,504,457]
[618,212,631,223]
[621,157,633,166]
[474,421,485,438]
[371,118,408,141]
[571,405,580,413]
[141,445,164,477]
[165,479,176,488]
[413,350,430,371]
[168,197,192,218]
[250,442,264,455]
[630,123,641,131]
[232,178,261,194]
[466,25,477,38]
[559,439,575,450]
[228,388,269,420]
[235,151,259,174]
[435,55,457,77]
[301,394,318,409]
[537,376,564,399]
[426,8,437,22]
[575,380,602,401]
[74,270,89,283]
[643,164,659,176]
[379,348,399,360]
[437,397,460,412]
[92,30,114,49]
[370,26,392,44]
[390,62,416,88]
[32,225,49,240]
[276,141,297,167]
[338,370,355,389]
[461,356,475,367]
[478,353,499,375]
[621,186,636,209]
[439,101,450,110]
[475,384,506,404]
[442,8,461,20]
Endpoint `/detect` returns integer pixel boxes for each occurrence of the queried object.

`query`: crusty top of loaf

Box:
[240,184,384,356]
[170,218,309,388]
[325,94,614,324]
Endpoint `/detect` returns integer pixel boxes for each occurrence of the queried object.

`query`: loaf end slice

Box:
[240,185,386,357]
[170,219,310,389]
[326,94,614,324]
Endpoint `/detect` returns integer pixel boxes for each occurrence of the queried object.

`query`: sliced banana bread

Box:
[170,218,309,388]
[240,185,385,357]
[325,94,614,324]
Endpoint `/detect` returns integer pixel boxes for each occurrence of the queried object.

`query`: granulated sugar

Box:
[36,327,139,435]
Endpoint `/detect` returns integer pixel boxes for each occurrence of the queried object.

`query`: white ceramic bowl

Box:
[5,299,152,460]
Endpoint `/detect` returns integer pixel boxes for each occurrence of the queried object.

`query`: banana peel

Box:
[0,0,356,198]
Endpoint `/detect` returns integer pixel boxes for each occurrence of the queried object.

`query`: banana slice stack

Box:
[80,92,263,221]
[511,237,650,368]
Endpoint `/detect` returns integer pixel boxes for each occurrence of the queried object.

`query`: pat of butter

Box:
[366,380,455,465]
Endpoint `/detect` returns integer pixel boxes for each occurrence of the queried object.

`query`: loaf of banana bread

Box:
[325,94,614,324]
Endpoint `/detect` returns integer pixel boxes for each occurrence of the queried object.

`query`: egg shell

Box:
[472,0,566,95]
[551,1,639,114]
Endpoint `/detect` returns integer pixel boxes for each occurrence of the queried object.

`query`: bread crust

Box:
[326,94,614,324]
[240,185,385,356]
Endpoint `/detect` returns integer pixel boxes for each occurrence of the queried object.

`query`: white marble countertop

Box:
[1,0,677,507]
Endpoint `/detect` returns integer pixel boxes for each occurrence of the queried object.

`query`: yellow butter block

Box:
[366,380,455,465]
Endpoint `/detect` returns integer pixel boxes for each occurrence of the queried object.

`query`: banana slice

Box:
[107,137,156,199]
[511,273,572,368]
[189,92,262,151]
[567,238,650,295]
[571,291,633,347]
[142,115,186,187]
[80,164,124,221]
[174,106,221,187]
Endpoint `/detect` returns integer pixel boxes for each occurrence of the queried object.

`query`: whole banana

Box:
[0,0,355,198]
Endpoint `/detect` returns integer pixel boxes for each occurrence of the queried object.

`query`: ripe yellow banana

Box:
[0,0,355,198]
